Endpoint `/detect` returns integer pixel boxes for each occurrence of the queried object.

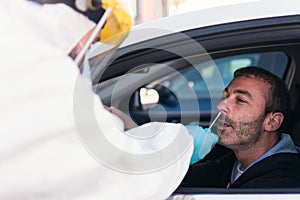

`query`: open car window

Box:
[94,51,289,126]
[143,51,288,101]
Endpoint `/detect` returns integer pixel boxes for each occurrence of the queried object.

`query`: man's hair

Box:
[233,66,291,121]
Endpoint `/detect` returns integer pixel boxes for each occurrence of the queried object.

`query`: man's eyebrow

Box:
[223,88,253,99]
[234,89,253,99]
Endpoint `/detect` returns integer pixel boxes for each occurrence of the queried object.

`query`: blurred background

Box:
[119,0,258,24]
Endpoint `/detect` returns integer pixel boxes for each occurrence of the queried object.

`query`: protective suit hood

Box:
[42,3,95,54]
[15,1,95,54]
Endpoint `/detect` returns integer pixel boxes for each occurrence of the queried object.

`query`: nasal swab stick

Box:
[209,112,222,129]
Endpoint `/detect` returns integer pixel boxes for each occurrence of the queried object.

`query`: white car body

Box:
[123,0,300,47]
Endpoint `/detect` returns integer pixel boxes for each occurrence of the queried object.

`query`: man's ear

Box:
[264,112,284,132]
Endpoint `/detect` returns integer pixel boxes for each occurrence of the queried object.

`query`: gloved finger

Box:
[185,126,218,165]
[194,128,218,160]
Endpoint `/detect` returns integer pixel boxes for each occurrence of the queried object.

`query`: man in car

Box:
[180,66,300,188]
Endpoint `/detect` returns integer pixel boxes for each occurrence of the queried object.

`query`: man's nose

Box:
[217,98,228,114]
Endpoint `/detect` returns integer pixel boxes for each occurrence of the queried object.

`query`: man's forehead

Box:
[230,75,270,86]
[225,76,271,96]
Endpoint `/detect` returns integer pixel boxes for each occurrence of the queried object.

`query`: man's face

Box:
[216,76,270,151]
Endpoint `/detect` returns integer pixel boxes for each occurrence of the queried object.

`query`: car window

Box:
[95,51,289,123]
[149,52,288,101]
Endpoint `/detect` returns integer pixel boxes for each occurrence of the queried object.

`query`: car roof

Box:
[121,0,300,47]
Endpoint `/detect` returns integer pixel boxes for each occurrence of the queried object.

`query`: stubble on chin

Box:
[217,114,265,150]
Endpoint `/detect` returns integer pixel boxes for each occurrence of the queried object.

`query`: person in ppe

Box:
[0,1,217,199]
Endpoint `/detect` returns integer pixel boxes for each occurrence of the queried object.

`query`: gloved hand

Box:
[185,125,219,165]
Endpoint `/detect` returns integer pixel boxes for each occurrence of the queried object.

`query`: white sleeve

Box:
[74,74,194,199]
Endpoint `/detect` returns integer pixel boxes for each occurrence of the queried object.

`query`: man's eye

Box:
[236,98,246,103]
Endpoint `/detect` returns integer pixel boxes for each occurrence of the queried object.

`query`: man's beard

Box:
[217,113,266,151]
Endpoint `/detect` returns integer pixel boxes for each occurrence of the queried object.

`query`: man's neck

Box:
[234,133,280,170]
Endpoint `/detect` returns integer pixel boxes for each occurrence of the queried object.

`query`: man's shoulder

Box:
[247,152,300,176]
[231,152,300,188]
[260,152,300,166]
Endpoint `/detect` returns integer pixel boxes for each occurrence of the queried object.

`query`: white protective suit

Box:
[0,1,193,199]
